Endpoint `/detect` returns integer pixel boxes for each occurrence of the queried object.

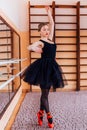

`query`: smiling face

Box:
[40,24,50,38]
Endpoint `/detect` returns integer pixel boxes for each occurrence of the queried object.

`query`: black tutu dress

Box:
[22,39,67,89]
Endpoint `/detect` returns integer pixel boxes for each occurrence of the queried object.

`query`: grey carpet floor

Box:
[11,91,87,130]
[0,92,14,114]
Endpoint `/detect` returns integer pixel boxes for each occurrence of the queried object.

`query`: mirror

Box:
[0,17,21,118]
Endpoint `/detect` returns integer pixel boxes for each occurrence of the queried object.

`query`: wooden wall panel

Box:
[80,6,87,89]
[29,1,87,91]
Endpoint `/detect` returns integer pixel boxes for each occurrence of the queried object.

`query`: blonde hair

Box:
[38,22,48,32]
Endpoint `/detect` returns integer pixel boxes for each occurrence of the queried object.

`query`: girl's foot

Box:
[47,112,54,128]
[37,110,44,126]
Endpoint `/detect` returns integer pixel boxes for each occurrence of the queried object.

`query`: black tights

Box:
[40,87,50,113]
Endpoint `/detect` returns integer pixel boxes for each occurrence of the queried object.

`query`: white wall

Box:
[0,0,29,31]
[0,0,87,31]
[30,0,87,5]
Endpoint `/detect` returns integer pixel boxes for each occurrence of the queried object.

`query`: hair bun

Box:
[38,22,48,32]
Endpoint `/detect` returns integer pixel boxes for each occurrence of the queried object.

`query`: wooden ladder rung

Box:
[0,80,7,82]
[30,36,40,38]
[80,72,87,73]
[31,57,76,60]
[57,58,76,59]
[80,14,87,16]
[3,73,12,75]
[56,50,76,52]
[80,28,87,30]
[61,65,76,67]
[80,64,87,66]
[80,57,87,59]
[30,5,51,8]
[0,44,11,46]
[0,58,11,60]
[80,43,87,44]
[55,22,77,24]
[0,51,11,53]
[0,37,11,39]
[80,50,87,52]
[0,29,11,32]
[30,22,48,24]
[55,14,76,16]
[80,36,87,37]
[56,29,76,31]
[31,36,77,38]
[63,72,76,74]
[80,5,87,8]
[65,79,76,81]
[56,36,77,38]
[31,14,47,16]
[56,43,76,45]
[55,5,76,8]
[30,29,37,30]
[0,23,5,25]
[80,85,87,87]
[0,65,7,67]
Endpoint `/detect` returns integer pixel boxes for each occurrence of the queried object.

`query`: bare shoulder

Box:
[48,40,54,44]
[28,40,44,48]
[47,39,54,44]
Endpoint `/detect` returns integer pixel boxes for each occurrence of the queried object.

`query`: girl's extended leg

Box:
[40,88,50,113]
[39,86,54,128]
[37,86,50,126]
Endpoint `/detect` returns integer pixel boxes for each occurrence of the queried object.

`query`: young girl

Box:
[22,6,66,128]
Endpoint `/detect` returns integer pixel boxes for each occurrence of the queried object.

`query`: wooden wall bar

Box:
[76,1,80,91]
[55,3,77,91]
[80,5,87,90]
[28,1,87,91]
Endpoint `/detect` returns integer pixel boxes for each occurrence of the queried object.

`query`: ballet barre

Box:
[0,58,28,89]
[0,58,27,66]
[0,66,27,89]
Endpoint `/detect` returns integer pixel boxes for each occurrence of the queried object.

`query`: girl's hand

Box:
[28,41,43,53]
[45,6,52,13]
[32,46,43,53]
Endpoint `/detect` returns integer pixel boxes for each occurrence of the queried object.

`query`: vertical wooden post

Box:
[52,1,56,92]
[76,1,80,91]
[52,1,55,43]
[29,1,32,92]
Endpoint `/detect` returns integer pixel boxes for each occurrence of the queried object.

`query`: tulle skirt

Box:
[21,58,67,89]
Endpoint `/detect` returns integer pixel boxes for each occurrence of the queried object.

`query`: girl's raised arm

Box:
[45,6,54,41]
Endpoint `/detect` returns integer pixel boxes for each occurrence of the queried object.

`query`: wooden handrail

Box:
[0,16,20,38]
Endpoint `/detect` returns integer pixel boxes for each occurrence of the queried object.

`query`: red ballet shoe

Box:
[47,112,54,128]
[37,110,44,126]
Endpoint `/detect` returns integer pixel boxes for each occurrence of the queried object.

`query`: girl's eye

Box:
[43,29,49,31]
